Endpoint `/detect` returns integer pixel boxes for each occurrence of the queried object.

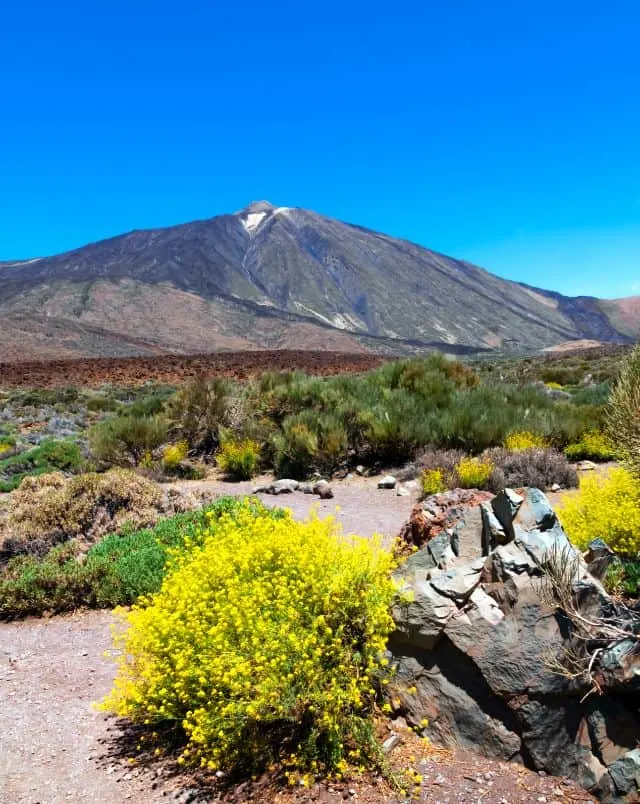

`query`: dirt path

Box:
[169,474,420,546]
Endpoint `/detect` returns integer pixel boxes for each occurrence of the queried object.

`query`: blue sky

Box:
[1,0,639,299]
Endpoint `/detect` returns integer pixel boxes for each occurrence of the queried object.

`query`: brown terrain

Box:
[0,350,385,389]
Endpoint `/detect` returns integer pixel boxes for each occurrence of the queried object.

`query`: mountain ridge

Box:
[0,201,637,360]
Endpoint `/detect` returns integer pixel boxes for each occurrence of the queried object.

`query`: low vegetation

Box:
[101,505,396,780]
[0,439,83,492]
[0,497,283,619]
[1,469,162,557]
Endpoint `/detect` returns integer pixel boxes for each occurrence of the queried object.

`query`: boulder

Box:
[388,487,640,802]
[377,475,397,489]
[312,479,334,499]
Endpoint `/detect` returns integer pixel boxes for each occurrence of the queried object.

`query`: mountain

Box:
[0,201,637,361]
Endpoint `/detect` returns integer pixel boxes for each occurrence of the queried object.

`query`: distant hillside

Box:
[0,201,636,360]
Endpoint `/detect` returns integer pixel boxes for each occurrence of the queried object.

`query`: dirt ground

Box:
[0,351,384,389]
[0,480,596,803]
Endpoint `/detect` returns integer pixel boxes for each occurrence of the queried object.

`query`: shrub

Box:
[90,415,168,467]
[604,559,640,598]
[162,441,189,471]
[101,509,396,778]
[484,447,578,493]
[454,456,494,489]
[421,468,447,496]
[504,430,547,451]
[397,447,464,484]
[564,431,617,462]
[0,498,283,618]
[557,468,640,558]
[168,376,231,453]
[606,344,640,477]
[217,439,261,480]
[0,439,83,492]
[3,469,162,556]
[86,396,120,412]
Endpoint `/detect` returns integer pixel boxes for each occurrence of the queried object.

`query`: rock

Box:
[251,484,270,494]
[355,465,366,476]
[550,482,561,492]
[585,538,616,580]
[428,559,483,603]
[271,479,299,494]
[299,482,315,494]
[607,748,640,797]
[313,480,334,499]
[481,502,507,554]
[377,475,397,489]
[396,483,411,496]
[391,579,457,651]
[381,734,402,754]
[578,460,598,471]
[388,488,640,797]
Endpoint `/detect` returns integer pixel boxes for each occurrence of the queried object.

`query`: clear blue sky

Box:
[2,1,639,299]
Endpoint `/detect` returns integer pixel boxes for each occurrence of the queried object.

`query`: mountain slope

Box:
[0,201,636,360]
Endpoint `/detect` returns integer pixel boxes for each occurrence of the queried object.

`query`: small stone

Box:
[382,734,402,754]
[377,475,397,489]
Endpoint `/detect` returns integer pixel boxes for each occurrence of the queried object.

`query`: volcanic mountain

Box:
[0,201,636,360]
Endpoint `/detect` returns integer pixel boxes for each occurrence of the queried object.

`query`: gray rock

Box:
[481,501,508,554]
[607,748,640,797]
[391,579,457,650]
[355,465,366,476]
[396,483,411,496]
[313,479,334,499]
[585,538,616,580]
[578,460,598,471]
[428,560,483,603]
[271,479,299,494]
[491,488,524,540]
[299,482,315,494]
[377,475,397,489]
[425,531,457,570]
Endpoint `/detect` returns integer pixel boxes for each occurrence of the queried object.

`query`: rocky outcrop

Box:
[389,488,640,802]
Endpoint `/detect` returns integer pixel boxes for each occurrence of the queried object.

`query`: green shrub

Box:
[90,415,168,467]
[168,376,231,453]
[558,468,640,558]
[570,382,611,407]
[0,498,283,618]
[0,439,83,492]
[607,344,640,477]
[564,431,617,462]
[217,438,261,480]
[101,508,396,779]
[604,559,640,598]
[86,396,120,412]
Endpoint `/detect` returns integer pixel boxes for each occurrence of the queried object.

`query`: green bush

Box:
[86,396,120,412]
[0,439,83,492]
[607,344,640,477]
[167,376,231,454]
[101,507,396,779]
[0,498,283,618]
[217,438,261,480]
[604,559,640,598]
[89,415,168,467]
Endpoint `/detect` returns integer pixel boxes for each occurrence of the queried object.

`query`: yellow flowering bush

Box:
[102,505,396,776]
[558,468,640,558]
[504,430,547,451]
[216,438,261,480]
[564,431,617,462]
[421,468,447,496]
[162,441,189,470]
[455,456,494,489]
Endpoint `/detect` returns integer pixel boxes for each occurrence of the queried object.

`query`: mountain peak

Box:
[241,200,275,215]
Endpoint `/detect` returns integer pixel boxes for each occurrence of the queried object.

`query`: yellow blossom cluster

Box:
[101,502,397,775]
[503,430,547,451]
[558,467,640,558]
